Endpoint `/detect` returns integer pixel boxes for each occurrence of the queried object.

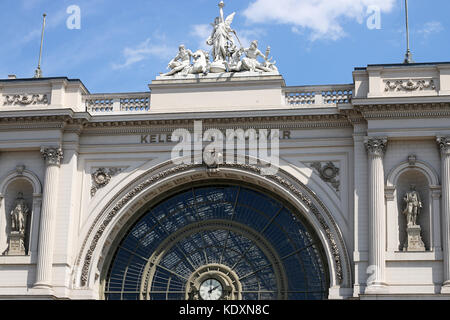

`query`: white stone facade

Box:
[0,62,450,300]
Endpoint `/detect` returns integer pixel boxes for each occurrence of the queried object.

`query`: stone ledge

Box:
[386,251,443,261]
[151,71,284,88]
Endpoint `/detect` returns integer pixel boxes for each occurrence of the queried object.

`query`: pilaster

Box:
[364,137,388,294]
[33,147,63,290]
[437,136,450,294]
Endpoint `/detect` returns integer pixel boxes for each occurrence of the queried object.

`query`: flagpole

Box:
[403,0,414,64]
[34,13,47,78]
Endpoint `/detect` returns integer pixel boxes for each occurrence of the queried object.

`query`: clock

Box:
[199,278,223,300]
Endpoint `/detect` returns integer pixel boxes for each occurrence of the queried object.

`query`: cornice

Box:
[82,114,351,135]
[338,108,366,125]
[2,101,449,133]
[0,111,352,135]
[356,103,450,120]
[0,116,88,131]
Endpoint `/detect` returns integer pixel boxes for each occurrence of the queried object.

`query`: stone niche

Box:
[396,171,430,251]
[1,179,33,256]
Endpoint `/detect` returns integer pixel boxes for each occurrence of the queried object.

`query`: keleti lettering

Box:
[141,134,172,144]
[141,130,291,144]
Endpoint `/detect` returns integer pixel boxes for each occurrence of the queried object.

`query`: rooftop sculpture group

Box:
[160,1,278,77]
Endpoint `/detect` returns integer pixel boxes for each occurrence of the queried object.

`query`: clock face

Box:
[199,279,223,300]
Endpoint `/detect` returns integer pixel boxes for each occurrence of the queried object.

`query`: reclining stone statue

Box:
[160,45,194,77]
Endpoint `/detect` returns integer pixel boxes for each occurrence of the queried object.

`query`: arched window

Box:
[103,184,329,300]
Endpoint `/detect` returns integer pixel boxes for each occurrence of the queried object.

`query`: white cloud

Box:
[238,29,267,48]
[113,38,175,70]
[243,0,396,41]
[190,24,212,50]
[418,21,443,38]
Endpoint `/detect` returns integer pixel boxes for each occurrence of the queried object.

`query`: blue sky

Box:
[0,0,449,93]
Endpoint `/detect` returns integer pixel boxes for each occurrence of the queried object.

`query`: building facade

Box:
[0,61,450,300]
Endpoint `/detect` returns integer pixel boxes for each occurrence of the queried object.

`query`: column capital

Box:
[437,136,450,155]
[40,146,63,167]
[364,137,388,157]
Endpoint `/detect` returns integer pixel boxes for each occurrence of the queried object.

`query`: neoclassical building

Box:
[1,4,450,301]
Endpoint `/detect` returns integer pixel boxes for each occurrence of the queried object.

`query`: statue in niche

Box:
[402,185,426,252]
[10,192,29,234]
[402,185,422,227]
[7,192,30,256]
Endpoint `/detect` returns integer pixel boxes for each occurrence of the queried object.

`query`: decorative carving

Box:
[3,94,49,106]
[159,1,278,77]
[203,150,223,176]
[91,168,125,197]
[79,162,348,287]
[408,155,417,166]
[385,79,436,92]
[402,185,425,252]
[7,192,30,256]
[310,162,340,192]
[15,165,26,175]
[364,137,388,157]
[40,147,63,166]
[437,136,450,154]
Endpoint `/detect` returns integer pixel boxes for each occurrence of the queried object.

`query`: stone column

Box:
[437,137,450,294]
[364,137,388,293]
[33,147,63,289]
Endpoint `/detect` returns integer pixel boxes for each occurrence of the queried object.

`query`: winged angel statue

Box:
[207,2,236,63]
[160,1,278,77]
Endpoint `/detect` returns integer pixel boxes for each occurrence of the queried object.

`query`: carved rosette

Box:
[310,162,340,192]
[91,168,124,197]
[437,136,450,155]
[40,147,64,167]
[364,137,388,158]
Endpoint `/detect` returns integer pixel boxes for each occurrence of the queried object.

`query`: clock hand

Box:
[208,285,221,294]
